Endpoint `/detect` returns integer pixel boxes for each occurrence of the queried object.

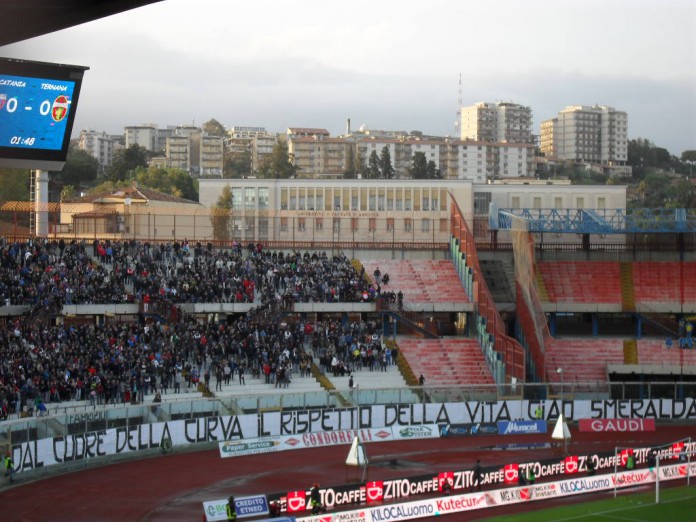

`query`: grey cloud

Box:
[4,33,693,153]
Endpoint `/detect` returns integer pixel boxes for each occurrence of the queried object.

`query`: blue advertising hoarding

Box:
[497,420,547,435]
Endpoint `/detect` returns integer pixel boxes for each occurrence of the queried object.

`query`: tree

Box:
[60,185,76,202]
[211,185,233,241]
[224,150,252,178]
[367,150,381,179]
[681,150,696,163]
[674,179,696,208]
[257,141,296,179]
[84,179,130,197]
[55,145,99,189]
[202,118,227,138]
[0,168,30,201]
[628,138,679,176]
[106,144,149,182]
[641,172,672,207]
[379,146,395,179]
[135,166,199,201]
[637,180,646,204]
[426,160,441,179]
[410,152,428,179]
[343,145,357,179]
[357,151,366,178]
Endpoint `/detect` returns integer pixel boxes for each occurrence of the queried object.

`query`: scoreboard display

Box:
[0,57,88,170]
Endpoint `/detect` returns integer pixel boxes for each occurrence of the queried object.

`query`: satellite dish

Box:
[124,198,132,206]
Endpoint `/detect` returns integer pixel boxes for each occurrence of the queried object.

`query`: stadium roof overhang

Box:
[489,207,696,234]
[0,0,163,46]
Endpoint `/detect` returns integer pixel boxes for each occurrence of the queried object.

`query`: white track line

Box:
[548,495,695,522]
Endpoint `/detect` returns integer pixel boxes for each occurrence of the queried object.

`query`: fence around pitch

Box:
[0,206,453,245]
[5,379,694,449]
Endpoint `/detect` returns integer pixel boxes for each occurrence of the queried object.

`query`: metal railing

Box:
[3,380,694,445]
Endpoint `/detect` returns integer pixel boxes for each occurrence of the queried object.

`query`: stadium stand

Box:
[537,261,622,304]
[633,262,696,304]
[397,338,494,386]
[2,225,694,422]
[360,259,470,304]
[637,338,696,367]
[544,339,626,383]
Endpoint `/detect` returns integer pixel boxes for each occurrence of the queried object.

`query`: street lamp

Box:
[556,367,564,399]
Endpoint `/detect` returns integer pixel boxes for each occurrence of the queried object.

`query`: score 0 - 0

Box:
[1,96,56,116]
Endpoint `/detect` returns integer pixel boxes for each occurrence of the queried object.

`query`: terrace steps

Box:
[620,262,636,312]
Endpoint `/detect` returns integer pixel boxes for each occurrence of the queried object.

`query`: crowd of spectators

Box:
[313,320,395,376]
[0,237,389,420]
[0,238,380,311]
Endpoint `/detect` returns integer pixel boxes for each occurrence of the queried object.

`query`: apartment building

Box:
[288,134,532,181]
[224,127,279,174]
[289,137,350,178]
[78,129,116,170]
[460,102,533,144]
[156,127,176,153]
[124,124,158,151]
[166,135,190,172]
[252,133,280,172]
[540,105,628,165]
[200,135,224,177]
[439,140,489,182]
[287,127,330,139]
[226,126,265,156]
[489,143,535,179]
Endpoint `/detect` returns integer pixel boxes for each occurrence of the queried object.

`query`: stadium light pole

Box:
[556,367,564,399]
[655,453,661,504]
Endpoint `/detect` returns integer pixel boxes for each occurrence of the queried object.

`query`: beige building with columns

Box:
[41,179,625,246]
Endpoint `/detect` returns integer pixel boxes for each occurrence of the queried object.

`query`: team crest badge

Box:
[52,94,70,122]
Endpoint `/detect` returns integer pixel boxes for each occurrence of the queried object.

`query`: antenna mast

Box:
[454,73,462,138]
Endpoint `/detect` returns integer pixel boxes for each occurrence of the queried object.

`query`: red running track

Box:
[0,424,693,522]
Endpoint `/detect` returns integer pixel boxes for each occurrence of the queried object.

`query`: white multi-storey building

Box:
[441,140,488,183]
[124,124,158,151]
[490,143,535,179]
[229,126,267,138]
[540,105,628,165]
[226,126,271,160]
[78,130,116,170]
[460,102,533,144]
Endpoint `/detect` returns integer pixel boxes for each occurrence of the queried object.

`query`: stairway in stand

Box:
[535,267,549,301]
[396,338,495,386]
[620,262,636,312]
[623,339,638,365]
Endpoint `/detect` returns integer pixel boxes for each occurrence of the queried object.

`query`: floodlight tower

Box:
[454,73,462,137]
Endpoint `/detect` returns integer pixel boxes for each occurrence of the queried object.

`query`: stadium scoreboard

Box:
[0,57,88,170]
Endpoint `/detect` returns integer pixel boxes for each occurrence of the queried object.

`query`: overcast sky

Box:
[2,0,695,154]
